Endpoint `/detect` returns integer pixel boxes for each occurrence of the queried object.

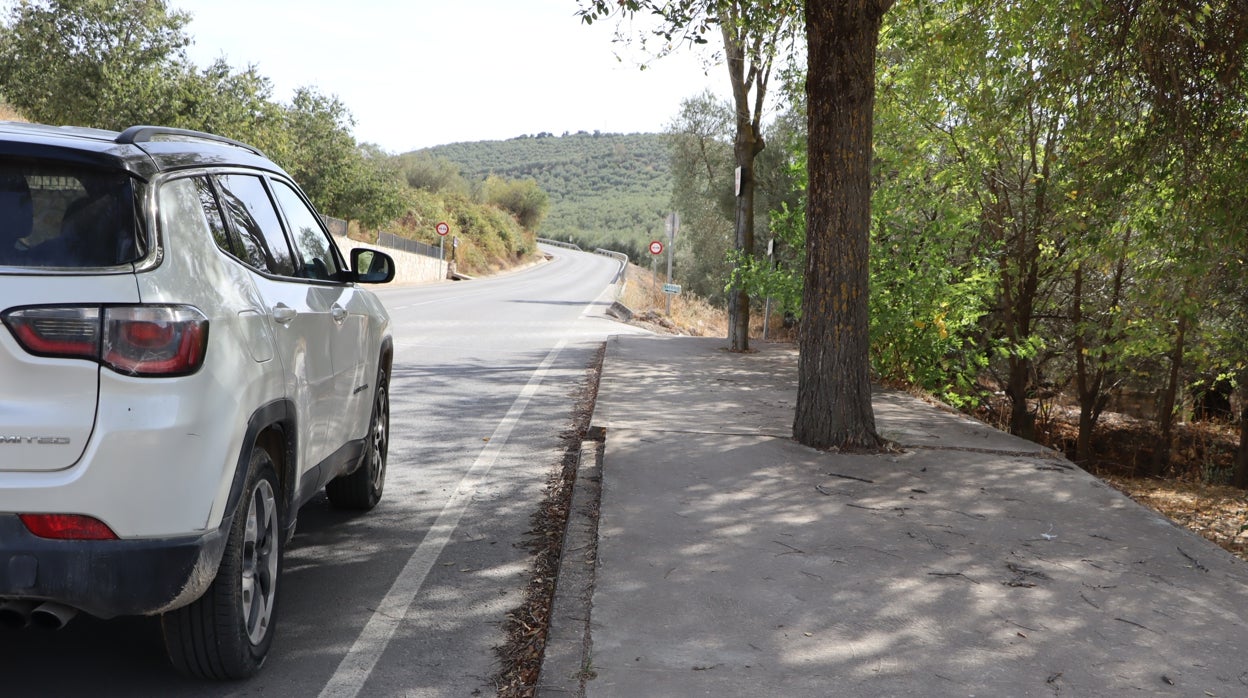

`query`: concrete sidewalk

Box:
[539,335,1248,697]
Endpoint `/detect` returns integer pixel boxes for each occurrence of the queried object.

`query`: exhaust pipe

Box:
[0,599,37,629]
[30,601,78,630]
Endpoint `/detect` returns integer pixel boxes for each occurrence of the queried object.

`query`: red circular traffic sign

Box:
[436,222,450,236]
[649,240,664,255]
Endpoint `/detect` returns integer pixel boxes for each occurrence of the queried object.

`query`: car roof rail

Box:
[115,125,267,158]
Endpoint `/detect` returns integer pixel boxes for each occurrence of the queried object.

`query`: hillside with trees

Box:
[407,131,673,260]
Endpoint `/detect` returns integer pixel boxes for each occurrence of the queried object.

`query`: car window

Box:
[271,180,342,282]
[159,177,234,259]
[193,178,233,255]
[215,174,296,277]
[0,164,143,268]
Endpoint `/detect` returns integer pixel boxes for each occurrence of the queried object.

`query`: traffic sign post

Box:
[436,221,450,261]
[663,214,680,316]
[649,240,663,293]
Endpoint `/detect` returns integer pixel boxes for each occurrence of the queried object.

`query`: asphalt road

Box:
[0,246,645,696]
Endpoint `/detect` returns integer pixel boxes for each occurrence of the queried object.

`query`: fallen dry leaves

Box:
[1102,475,1248,561]
[1022,403,1248,562]
[493,345,603,697]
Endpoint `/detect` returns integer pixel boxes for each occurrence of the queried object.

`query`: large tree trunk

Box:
[794,0,891,451]
[722,22,761,353]
[726,133,758,352]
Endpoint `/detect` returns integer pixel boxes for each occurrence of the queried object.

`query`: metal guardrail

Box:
[594,248,628,267]
[536,237,583,251]
[594,248,629,299]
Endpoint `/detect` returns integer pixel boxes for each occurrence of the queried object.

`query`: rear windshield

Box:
[0,164,144,269]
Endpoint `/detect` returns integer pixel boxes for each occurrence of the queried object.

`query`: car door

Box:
[269,179,373,444]
[213,173,338,476]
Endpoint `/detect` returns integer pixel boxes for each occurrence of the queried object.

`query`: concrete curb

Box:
[605,302,633,322]
[536,439,603,697]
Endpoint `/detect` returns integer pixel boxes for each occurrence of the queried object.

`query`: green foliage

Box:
[752,107,993,407]
[578,0,804,351]
[725,155,804,315]
[266,88,404,228]
[398,153,472,197]
[575,0,803,61]
[481,175,549,230]
[0,0,190,129]
[340,144,409,230]
[866,0,1248,449]
[667,91,736,301]
[165,59,285,144]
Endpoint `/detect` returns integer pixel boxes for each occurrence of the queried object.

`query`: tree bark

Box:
[1073,245,1128,464]
[1234,396,1248,488]
[1073,264,1095,463]
[726,132,758,352]
[1149,310,1188,477]
[722,19,762,353]
[1000,190,1043,440]
[793,0,891,451]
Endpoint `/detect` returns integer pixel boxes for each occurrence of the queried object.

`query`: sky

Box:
[170,0,732,154]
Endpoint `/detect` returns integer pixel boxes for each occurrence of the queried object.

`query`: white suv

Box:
[0,122,395,679]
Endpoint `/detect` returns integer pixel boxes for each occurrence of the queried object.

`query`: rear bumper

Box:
[0,513,229,618]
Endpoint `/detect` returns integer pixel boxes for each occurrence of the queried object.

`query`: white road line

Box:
[318,338,570,698]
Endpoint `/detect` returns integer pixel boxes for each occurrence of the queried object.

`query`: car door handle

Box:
[272,304,297,325]
[331,304,348,324]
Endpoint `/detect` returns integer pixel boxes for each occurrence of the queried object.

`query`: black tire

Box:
[162,448,283,679]
[326,364,389,510]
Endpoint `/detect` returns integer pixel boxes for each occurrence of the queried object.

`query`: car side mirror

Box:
[351,248,395,284]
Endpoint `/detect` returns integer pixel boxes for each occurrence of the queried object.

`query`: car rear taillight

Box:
[2,305,208,376]
[102,307,208,376]
[2,307,99,360]
[19,514,118,540]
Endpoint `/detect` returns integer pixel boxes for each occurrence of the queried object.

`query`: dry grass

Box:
[0,103,27,122]
[1100,475,1248,561]
[985,399,1248,563]
[618,264,796,342]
